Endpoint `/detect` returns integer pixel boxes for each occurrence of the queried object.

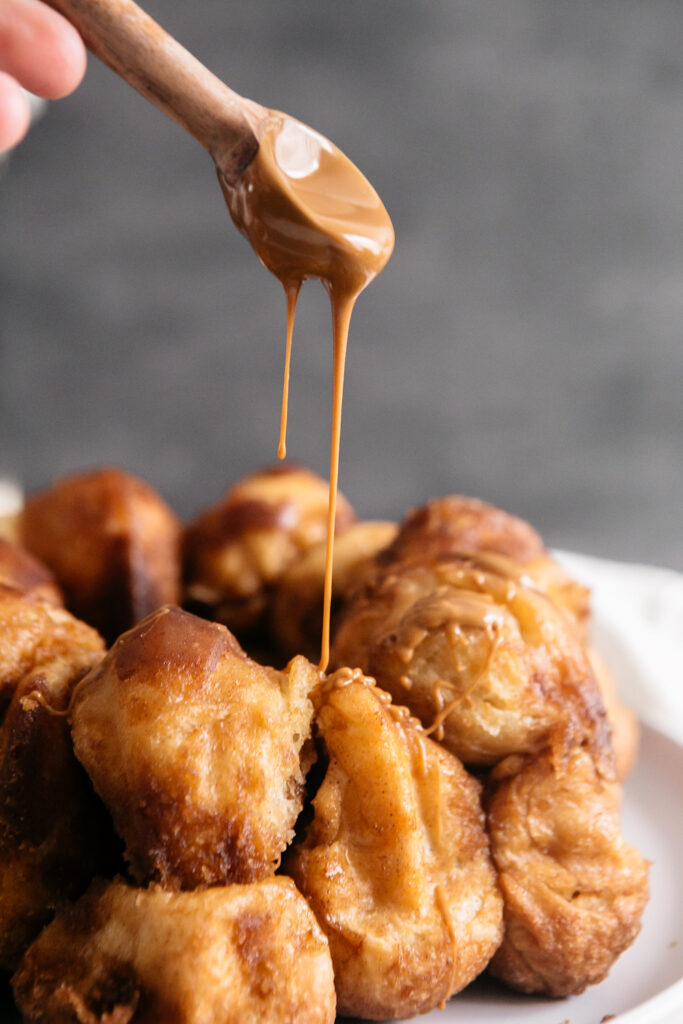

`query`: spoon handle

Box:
[43,0,265,179]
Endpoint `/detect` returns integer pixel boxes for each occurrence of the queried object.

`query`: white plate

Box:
[1,553,682,1023]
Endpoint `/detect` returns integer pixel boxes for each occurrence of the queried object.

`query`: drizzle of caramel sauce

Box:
[277,283,300,460]
[389,569,509,738]
[220,112,394,670]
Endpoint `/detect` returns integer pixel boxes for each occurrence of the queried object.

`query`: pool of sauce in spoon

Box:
[220,111,394,670]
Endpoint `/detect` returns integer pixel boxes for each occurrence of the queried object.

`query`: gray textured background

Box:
[1,0,681,569]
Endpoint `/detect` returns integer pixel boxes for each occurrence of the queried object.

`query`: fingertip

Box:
[0,0,87,100]
[38,13,87,99]
[0,71,31,152]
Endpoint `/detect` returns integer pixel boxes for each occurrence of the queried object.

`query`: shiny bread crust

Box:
[183,464,355,636]
[286,671,503,1019]
[71,605,318,889]
[21,467,181,645]
[0,588,110,970]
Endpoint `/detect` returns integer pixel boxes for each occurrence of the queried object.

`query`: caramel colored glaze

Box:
[278,283,301,460]
[221,112,394,295]
[380,495,592,630]
[331,552,612,770]
[285,668,503,1019]
[221,112,394,670]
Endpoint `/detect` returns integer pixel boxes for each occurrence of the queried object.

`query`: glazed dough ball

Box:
[380,495,590,628]
[487,746,649,996]
[286,670,503,1020]
[331,553,610,769]
[12,877,336,1024]
[0,583,102,730]
[272,520,397,662]
[21,467,181,645]
[0,539,62,607]
[378,496,639,781]
[183,464,356,637]
[0,587,110,970]
[71,605,319,888]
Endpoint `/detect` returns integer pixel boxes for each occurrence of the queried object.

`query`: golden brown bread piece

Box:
[12,876,336,1024]
[71,605,318,889]
[183,464,355,637]
[382,494,545,564]
[272,519,397,662]
[21,467,181,645]
[376,495,639,781]
[486,746,649,996]
[0,587,111,970]
[331,553,611,769]
[0,538,62,606]
[286,670,503,1020]
[379,495,591,627]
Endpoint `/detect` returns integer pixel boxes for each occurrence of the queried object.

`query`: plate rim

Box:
[613,721,683,1024]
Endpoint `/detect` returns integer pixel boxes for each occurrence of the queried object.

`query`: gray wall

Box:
[1,1,681,568]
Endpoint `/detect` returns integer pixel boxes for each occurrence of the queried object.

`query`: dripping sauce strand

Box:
[318,291,354,672]
[277,283,300,462]
[220,112,394,671]
[276,282,356,672]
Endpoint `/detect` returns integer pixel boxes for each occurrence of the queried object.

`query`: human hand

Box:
[0,0,86,151]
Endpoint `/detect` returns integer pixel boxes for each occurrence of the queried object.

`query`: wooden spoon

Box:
[43,0,267,184]
[42,0,395,677]
[42,0,394,287]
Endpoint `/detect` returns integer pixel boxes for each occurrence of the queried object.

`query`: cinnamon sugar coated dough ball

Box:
[331,552,611,769]
[0,587,111,969]
[486,747,649,996]
[21,467,181,645]
[71,605,319,888]
[285,670,503,1020]
[272,519,398,661]
[380,495,591,627]
[0,538,62,606]
[183,464,356,635]
[12,877,336,1024]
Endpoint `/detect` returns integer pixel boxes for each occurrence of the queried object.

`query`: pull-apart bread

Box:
[70,605,318,888]
[377,495,590,627]
[20,467,181,645]
[486,747,649,996]
[1,474,650,1020]
[332,551,610,769]
[12,877,336,1024]
[334,494,638,779]
[286,669,503,1020]
[272,519,398,662]
[0,587,111,970]
[182,464,355,639]
[331,496,649,997]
